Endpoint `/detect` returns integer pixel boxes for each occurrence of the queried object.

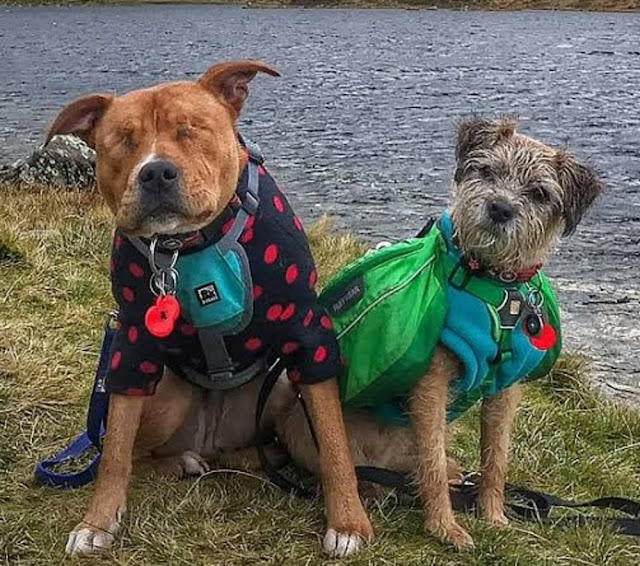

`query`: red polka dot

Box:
[128,326,138,343]
[303,309,314,327]
[140,361,158,374]
[180,323,196,336]
[122,287,134,302]
[282,341,300,354]
[128,262,144,278]
[109,258,115,273]
[320,315,333,330]
[288,368,301,383]
[115,235,122,250]
[314,346,328,363]
[293,216,303,231]
[246,215,255,230]
[110,351,121,370]
[266,304,283,321]
[252,285,263,300]
[309,270,318,289]
[240,229,254,244]
[264,244,279,264]
[285,264,299,284]
[280,303,296,321]
[222,218,234,235]
[245,337,262,351]
[273,195,284,213]
[258,165,266,176]
[126,388,145,397]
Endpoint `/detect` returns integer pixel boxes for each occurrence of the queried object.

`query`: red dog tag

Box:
[145,295,181,338]
[529,323,557,351]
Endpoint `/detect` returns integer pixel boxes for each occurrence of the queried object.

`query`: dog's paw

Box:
[65,507,124,556]
[323,506,373,558]
[138,451,210,479]
[181,450,210,476]
[322,529,366,558]
[65,524,115,556]
[427,519,475,551]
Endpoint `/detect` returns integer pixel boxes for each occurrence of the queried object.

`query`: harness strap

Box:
[442,252,508,306]
[179,354,266,391]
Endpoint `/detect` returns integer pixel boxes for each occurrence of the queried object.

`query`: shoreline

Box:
[2,1,639,13]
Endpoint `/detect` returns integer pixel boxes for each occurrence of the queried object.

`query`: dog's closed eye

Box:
[176,124,192,141]
[477,164,496,181]
[103,126,138,153]
[527,183,550,204]
[121,128,138,152]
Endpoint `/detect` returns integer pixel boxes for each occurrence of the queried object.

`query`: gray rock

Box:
[0,135,96,190]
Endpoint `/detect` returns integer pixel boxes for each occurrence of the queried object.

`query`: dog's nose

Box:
[138,160,180,194]
[487,201,514,224]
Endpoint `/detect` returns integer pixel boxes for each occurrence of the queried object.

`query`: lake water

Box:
[1,5,639,400]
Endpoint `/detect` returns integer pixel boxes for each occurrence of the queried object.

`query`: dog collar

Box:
[467,257,543,284]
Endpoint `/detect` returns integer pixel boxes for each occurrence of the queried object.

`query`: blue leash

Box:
[34,313,116,489]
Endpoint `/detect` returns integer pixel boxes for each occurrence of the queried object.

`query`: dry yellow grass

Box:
[1,183,639,565]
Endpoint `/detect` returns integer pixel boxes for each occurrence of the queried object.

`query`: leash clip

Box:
[104,310,119,331]
[148,236,180,297]
[459,471,481,487]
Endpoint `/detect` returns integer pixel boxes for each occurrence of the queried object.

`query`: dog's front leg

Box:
[410,347,474,550]
[66,394,145,556]
[478,383,522,526]
[300,378,373,558]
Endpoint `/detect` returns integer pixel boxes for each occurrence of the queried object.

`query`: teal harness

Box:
[437,213,560,420]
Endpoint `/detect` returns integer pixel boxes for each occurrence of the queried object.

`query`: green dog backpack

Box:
[320,226,448,408]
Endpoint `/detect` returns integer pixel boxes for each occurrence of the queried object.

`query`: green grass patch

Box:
[0,183,639,565]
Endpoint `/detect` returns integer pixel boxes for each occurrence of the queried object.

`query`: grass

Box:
[0,183,639,565]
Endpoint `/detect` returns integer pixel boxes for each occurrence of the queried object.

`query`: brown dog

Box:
[47,60,372,558]
[277,117,603,550]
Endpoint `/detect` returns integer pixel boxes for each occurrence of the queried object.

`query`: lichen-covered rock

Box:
[0,135,96,190]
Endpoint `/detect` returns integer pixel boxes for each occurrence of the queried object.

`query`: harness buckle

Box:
[242,190,260,215]
[206,368,236,382]
[104,310,119,331]
[244,140,265,165]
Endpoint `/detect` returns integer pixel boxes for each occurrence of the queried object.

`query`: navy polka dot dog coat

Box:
[106,155,343,396]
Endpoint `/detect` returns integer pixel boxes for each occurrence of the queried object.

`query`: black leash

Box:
[255,360,640,536]
[255,358,319,497]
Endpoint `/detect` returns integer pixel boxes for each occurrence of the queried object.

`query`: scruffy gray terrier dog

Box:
[452,116,601,273]
[276,116,603,552]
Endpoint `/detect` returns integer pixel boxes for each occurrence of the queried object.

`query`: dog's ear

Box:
[456,116,518,165]
[45,93,114,148]
[199,60,280,115]
[554,151,603,236]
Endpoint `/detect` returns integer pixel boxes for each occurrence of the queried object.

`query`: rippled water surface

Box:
[1,6,639,397]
